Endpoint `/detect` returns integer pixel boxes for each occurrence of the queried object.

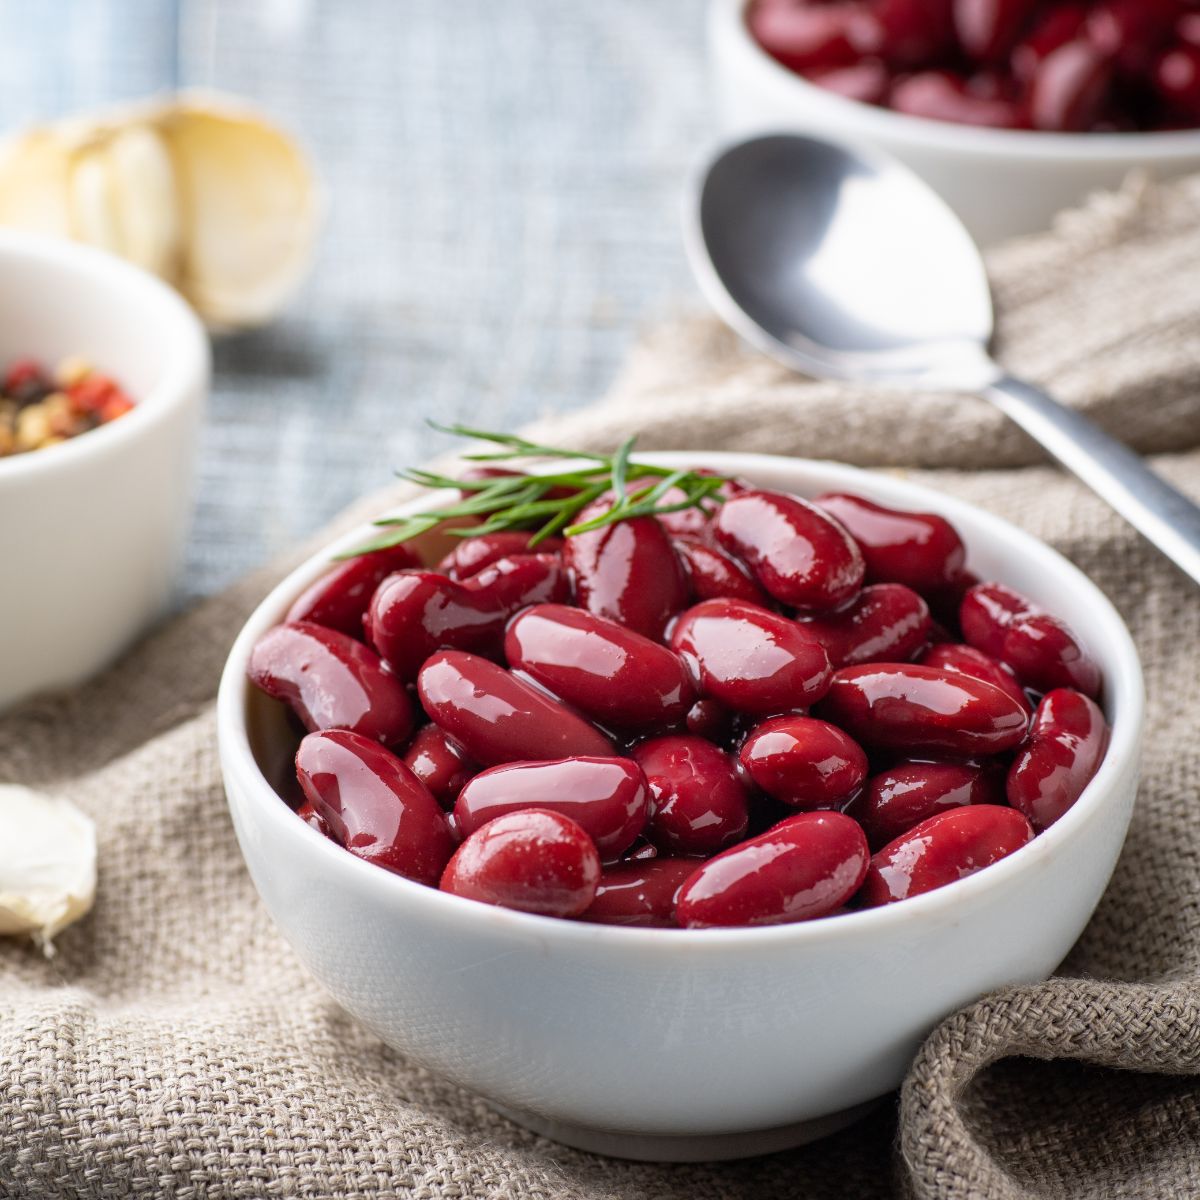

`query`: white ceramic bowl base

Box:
[0,232,209,710]
[219,453,1143,1162]
[709,0,1200,246]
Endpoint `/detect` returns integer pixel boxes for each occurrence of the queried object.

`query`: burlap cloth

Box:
[5,173,1200,1200]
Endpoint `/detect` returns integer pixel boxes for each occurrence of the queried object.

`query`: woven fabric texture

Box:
[3,174,1200,1199]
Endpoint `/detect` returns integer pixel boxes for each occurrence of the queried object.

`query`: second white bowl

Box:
[709,0,1200,245]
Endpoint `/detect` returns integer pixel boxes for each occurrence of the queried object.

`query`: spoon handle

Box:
[986,373,1200,588]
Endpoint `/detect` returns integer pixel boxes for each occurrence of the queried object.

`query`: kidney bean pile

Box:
[248,475,1110,929]
[0,357,135,457]
[748,0,1200,132]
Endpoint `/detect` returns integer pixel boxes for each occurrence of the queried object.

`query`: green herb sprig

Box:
[340,424,729,557]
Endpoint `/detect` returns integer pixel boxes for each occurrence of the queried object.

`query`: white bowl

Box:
[709,0,1200,245]
[218,452,1143,1162]
[0,231,209,710]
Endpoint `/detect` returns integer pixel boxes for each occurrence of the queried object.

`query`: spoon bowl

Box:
[686,132,1200,587]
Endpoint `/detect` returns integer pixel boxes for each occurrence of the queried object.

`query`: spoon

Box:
[684,132,1200,588]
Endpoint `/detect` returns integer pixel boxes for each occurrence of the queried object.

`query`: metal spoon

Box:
[684,132,1200,587]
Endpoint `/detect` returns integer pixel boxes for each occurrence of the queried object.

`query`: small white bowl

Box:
[0,231,209,710]
[218,452,1143,1162]
[710,0,1200,245]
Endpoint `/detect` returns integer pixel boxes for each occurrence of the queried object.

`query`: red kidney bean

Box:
[651,486,718,541]
[810,61,892,103]
[676,812,869,928]
[738,716,868,810]
[714,489,865,611]
[440,809,601,918]
[582,859,697,927]
[748,2,882,73]
[1007,688,1109,830]
[798,583,931,668]
[812,493,967,595]
[630,735,750,856]
[918,642,1031,712]
[1012,3,1088,82]
[1153,42,1200,120]
[954,0,1041,62]
[296,730,456,885]
[858,805,1034,906]
[249,621,416,746]
[877,0,955,66]
[856,760,1005,849]
[1029,39,1113,130]
[959,581,1101,697]
[505,604,695,732]
[286,543,421,637]
[670,598,832,715]
[453,756,648,857]
[563,505,690,640]
[820,663,1030,755]
[685,697,734,744]
[418,651,614,765]
[401,724,478,809]
[297,800,332,838]
[1088,0,1179,76]
[439,532,563,580]
[461,552,570,615]
[365,571,500,681]
[673,537,769,604]
[890,69,1026,126]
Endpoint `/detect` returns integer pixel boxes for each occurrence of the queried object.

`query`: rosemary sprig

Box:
[338,423,729,558]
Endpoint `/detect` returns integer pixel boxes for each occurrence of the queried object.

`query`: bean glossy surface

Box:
[918,641,1031,713]
[249,621,415,746]
[460,552,570,615]
[857,761,1004,848]
[670,598,832,714]
[1007,688,1109,830]
[439,531,563,580]
[820,663,1030,755]
[402,724,478,809]
[286,544,421,636]
[440,809,601,918]
[813,493,966,595]
[366,571,500,681]
[858,805,1034,906]
[505,604,695,731]
[296,730,456,885]
[582,859,697,926]
[714,489,865,611]
[673,538,768,604]
[738,716,868,810]
[453,756,648,857]
[563,506,689,639]
[631,735,750,856]
[799,583,930,667]
[676,812,869,928]
[418,651,614,765]
[960,581,1101,697]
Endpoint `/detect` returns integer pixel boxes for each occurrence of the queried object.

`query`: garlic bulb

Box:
[0,784,96,952]
[0,91,318,330]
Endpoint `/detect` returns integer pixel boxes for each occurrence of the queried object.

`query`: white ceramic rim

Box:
[713,0,1200,160]
[0,229,209,484]
[218,452,1144,950]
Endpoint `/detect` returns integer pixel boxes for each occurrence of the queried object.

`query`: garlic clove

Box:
[164,92,319,330]
[0,783,97,953]
[0,131,74,237]
[101,124,183,281]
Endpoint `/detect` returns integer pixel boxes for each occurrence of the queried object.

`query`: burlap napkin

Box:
[4,172,1200,1200]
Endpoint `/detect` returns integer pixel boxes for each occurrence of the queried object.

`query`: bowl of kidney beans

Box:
[710,0,1200,245]
[219,451,1142,1159]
